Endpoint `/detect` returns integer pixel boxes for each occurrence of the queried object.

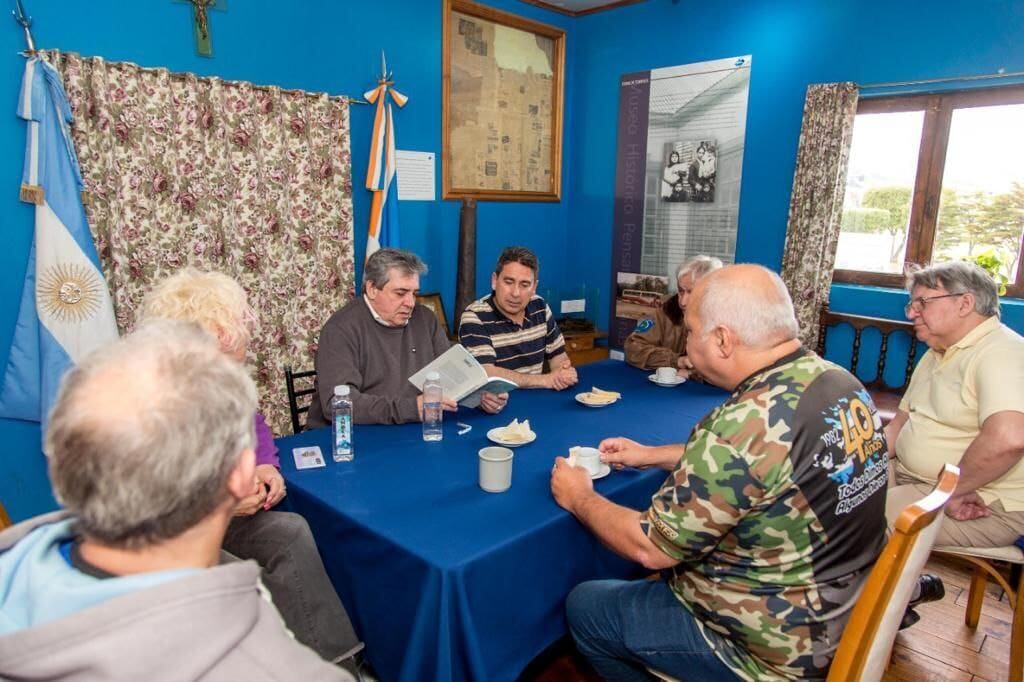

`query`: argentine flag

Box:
[0,58,118,439]
[364,79,407,260]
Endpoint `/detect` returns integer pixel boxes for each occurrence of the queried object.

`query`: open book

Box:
[408,344,518,408]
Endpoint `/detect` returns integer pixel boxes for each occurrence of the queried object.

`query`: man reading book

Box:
[459,246,579,391]
[307,248,508,427]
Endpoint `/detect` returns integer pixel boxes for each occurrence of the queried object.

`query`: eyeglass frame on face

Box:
[904,292,965,316]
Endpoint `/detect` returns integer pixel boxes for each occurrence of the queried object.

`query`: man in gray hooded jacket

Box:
[0,321,352,681]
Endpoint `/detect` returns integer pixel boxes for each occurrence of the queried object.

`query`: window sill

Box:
[828,282,1024,335]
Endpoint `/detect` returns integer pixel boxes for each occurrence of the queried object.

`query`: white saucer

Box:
[575,392,618,407]
[648,374,686,387]
[486,427,536,447]
[591,463,611,480]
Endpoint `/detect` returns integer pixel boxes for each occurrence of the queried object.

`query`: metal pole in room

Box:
[12,0,36,52]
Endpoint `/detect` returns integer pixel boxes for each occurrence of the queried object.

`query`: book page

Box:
[408,344,487,401]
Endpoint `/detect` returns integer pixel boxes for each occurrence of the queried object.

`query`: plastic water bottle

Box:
[331,385,354,462]
[422,371,444,442]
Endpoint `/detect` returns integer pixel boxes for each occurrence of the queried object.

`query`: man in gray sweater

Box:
[0,321,351,681]
[308,248,507,426]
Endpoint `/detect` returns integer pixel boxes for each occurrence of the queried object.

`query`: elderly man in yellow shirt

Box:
[886,261,1024,548]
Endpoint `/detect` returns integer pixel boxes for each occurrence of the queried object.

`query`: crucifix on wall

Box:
[174,0,227,57]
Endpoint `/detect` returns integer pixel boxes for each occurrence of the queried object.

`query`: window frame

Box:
[833,85,1024,298]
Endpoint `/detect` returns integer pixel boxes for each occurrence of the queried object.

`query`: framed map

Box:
[442,0,565,202]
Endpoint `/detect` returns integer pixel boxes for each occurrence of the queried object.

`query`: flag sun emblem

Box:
[37,263,104,323]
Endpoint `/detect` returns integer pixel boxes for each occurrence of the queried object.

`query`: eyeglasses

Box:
[904,292,965,315]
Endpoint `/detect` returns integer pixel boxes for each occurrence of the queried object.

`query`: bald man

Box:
[550,265,889,681]
[0,322,351,680]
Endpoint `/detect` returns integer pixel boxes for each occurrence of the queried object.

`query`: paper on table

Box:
[293,446,326,470]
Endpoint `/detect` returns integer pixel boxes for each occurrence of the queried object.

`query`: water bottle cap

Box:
[334,385,350,396]
[426,371,440,381]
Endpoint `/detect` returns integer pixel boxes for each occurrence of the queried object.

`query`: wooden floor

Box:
[523,555,1020,682]
[884,555,1017,682]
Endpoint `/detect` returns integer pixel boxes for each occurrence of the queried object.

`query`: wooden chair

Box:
[932,544,1024,682]
[817,304,920,423]
[284,366,317,435]
[827,463,960,681]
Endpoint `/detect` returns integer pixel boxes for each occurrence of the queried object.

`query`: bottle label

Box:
[334,414,352,453]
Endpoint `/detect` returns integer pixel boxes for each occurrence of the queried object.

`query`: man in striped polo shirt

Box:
[459,247,579,390]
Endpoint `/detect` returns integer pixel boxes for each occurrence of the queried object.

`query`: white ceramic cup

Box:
[479,447,514,493]
[656,366,677,383]
[573,447,602,476]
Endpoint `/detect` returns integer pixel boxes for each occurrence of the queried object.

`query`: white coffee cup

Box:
[479,447,514,493]
[573,447,602,476]
[656,366,677,383]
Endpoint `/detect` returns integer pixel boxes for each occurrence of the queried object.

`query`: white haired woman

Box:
[142,268,363,671]
[624,255,723,377]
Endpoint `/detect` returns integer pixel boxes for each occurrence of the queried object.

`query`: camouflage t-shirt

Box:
[640,349,888,681]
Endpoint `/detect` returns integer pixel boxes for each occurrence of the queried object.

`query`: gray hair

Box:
[676,255,724,283]
[363,248,428,290]
[906,261,1000,318]
[47,320,257,548]
[698,266,799,348]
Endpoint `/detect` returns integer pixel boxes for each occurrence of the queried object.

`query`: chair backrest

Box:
[827,463,960,682]
[284,366,317,435]
[817,304,919,393]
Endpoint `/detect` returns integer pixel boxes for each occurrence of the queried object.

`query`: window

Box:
[834,86,1024,297]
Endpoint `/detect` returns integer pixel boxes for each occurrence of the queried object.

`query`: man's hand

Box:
[255,464,286,510]
[946,491,991,521]
[550,457,594,513]
[545,364,578,391]
[599,436,653,469]
[235,477,268,517]
[479,391,509,414]
[417,394,459,420]
[676,355,694,379]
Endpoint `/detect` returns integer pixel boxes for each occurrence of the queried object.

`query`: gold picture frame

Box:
[442,0,565,202]
[415,292,451,339]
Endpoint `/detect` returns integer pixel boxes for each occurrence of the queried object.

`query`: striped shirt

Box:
[458,294,566,374]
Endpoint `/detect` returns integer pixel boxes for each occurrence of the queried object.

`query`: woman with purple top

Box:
[141,268,363,672]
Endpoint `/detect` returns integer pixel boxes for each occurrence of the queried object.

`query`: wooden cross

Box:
[174,0,227,57]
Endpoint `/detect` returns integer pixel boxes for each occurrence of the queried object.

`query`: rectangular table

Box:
[277,360,727,682]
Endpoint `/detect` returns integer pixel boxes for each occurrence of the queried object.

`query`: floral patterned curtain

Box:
[41,51,356,434]
[780,82,859,348]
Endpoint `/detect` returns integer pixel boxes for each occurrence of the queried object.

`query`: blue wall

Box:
[0,0,575,521]
[2,0,1023,520]
[566,0,1024,330]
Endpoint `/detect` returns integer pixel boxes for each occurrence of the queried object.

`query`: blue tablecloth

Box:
[277,360,728,682]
